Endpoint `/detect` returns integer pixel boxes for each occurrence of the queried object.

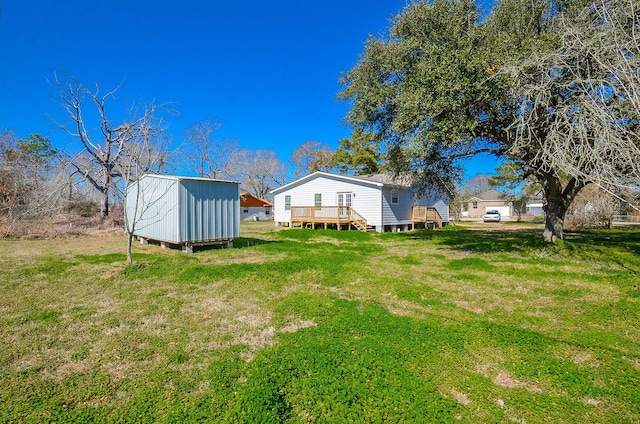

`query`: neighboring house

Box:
[525,197,545,217]
[460,189,512,219]
[271,172,449,232]
[125,174,240,252]
[240,192,273,221]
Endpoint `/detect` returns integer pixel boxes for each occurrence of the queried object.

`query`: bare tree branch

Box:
[50,74,173,216]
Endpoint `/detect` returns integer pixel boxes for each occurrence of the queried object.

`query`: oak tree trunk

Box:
[540,174,586,243]
[542,199,567,243]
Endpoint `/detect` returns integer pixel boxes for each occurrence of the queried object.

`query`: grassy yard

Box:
[1,222,639,423]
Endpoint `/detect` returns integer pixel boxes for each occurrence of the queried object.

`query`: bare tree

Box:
[461,174,494,196]
[117,145,171,263]
[0,130,60,221]
[118,132,173,263]
[228,149,286,200]
[52,74,171,217]
[568,185,625,229]
[180,118,239,178]
[0,130,23,221]
[289,141,334,177]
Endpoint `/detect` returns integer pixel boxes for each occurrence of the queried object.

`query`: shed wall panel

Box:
[126,176,181,242]
[180,179,240,242]
[126,175,240,244]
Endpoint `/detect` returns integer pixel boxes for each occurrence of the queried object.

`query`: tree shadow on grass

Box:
[565,229,640,247]
[401,227,546,254]
[230,237,280,249]
[400,227,640,257]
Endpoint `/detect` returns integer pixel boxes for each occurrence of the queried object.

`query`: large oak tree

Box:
[340,0,639,241]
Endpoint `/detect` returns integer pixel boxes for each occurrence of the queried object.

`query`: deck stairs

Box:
[349,208,368,232]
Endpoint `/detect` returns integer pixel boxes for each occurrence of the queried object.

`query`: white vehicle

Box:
[483,210,501,222]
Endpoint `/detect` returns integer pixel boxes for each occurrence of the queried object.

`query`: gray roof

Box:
[477,189,504,201]
[344,173,412,187]
[271,171,411,194]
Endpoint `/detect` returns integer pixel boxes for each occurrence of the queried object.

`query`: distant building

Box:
[460,189,512,219]
[457,189,546,220]
[240,192,273,221]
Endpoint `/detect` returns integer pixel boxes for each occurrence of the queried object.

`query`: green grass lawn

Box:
[1,222,639,423]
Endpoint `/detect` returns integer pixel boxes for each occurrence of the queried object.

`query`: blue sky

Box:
[0,0,498,180]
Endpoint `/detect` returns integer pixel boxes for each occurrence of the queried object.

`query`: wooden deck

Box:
[288,206,443,232]
[411,206,443,229]
[290,206,368,231]
[612,214,640,227]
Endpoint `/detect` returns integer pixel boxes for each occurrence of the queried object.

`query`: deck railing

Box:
[612,214,640,225]
[290,206,367,230]
[411,206,443,229]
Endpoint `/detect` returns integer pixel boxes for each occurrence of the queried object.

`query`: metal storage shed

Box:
[125,174,240,252]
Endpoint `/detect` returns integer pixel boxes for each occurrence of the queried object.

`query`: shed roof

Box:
[140,174,240,185]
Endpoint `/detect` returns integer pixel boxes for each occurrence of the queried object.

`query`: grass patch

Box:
[447,257,495,271]
[0,223,638,422]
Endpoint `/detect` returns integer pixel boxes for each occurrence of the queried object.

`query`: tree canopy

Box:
[340,0,640,241]
[289,141,334,177]
[0,131,60,221]
[332,129,381,175]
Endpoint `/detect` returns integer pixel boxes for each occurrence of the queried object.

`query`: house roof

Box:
[270,171,409,194]
[240,192,273,207]
[467,189,504,202]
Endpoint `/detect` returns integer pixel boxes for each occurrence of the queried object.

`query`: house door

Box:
[337,192,352,218]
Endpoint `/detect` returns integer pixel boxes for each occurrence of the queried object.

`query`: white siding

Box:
[273,175,383,226]
[416,190,450,223]
[241,206,272,221]
[382,187,413,226]
[272,172,450,229]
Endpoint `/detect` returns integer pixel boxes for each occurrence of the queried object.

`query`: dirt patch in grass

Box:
[492,370,542,393]
[449,388,473,406]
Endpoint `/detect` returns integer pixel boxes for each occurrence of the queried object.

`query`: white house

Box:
[240,192,273,221]
[271,172,449,232]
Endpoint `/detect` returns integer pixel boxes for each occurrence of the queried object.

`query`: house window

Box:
[472,201,478,209]
[314,193,322,207]
[265,208,270,215]
[285,195,291,211]
[243,207,249,213]
[391,190,399,204]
